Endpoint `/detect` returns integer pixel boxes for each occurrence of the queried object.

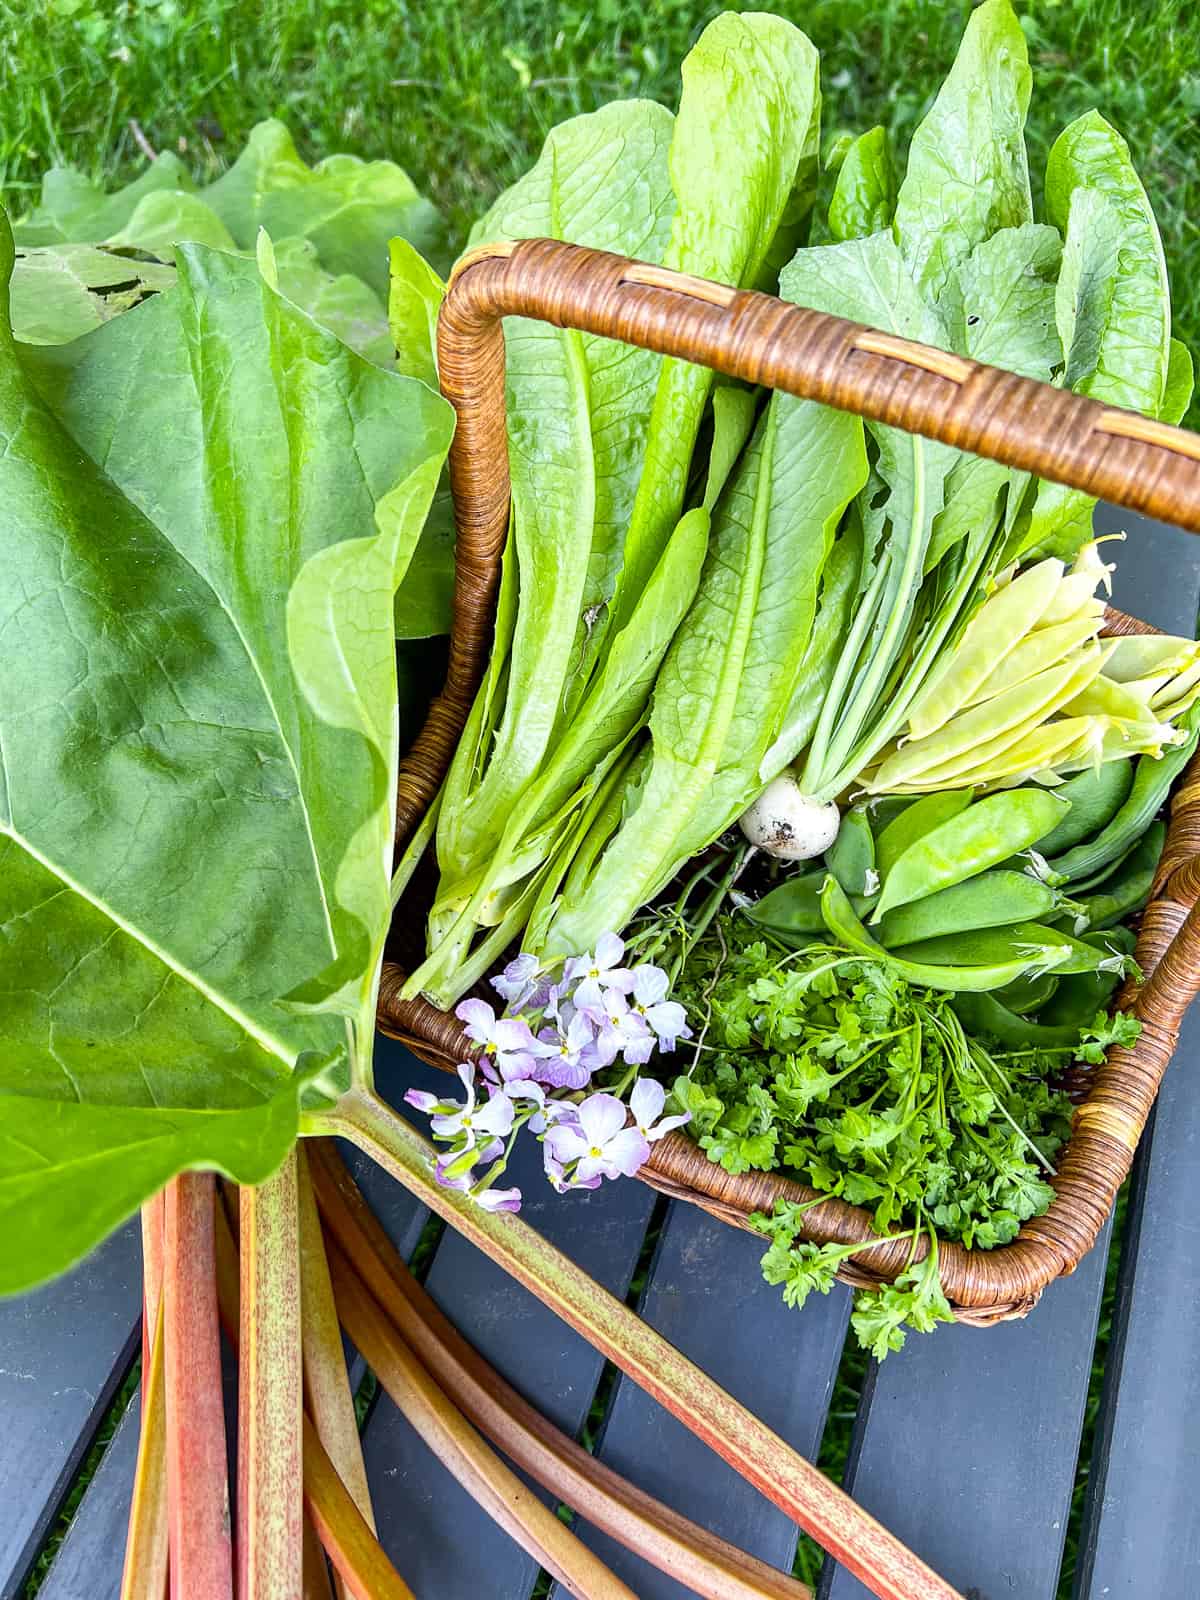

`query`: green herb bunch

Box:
[668,916,1138,1356]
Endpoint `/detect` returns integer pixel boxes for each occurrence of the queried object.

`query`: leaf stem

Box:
[238,1154,304,1600]
[297,1147,376,1600]
[163,1174,234,1600]
[308,1139,813,1600]
[119,1297,170,1600]
[212,1187,416,1600]
[321,1092,965,1600]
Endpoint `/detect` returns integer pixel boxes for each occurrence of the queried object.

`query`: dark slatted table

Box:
[6,512,1200,1600]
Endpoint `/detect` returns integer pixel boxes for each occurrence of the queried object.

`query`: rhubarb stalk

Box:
[163,1173,234,1600]
[238,1153,304,1600]
[309,1139,812,1600]
[119,1298,170,1600]
[321,1092,964,1600]
[211,1188,417,1600]
[296,1146,376,1600]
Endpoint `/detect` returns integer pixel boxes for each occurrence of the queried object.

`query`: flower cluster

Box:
[403,935,691,1213]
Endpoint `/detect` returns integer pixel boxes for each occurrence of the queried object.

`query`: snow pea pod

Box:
[820,877,1068,993]
[876,869,1056,947]
[894,920,1120,976]
[746,869,872,940]
[874,788,973,881]
[826,806,876,896]
[873,788,1070,920]
[1039,927,1136,1026]
[1070,821,1165,931]
[1032,759,1134,857]
[950,991,1082,1051]
[1047,712,1200,884]
[994,969,1060,1015]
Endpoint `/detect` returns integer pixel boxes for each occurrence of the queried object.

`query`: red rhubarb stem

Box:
[237,1153,304,1600]
[325,1091,963,1600]
[163,1173,234,1600]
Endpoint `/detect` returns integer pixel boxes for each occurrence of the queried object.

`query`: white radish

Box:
[739,772,840,860]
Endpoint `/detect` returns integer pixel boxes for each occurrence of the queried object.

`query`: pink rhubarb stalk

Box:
[324,1091,964,1600]
[163,1173,234,1600]
[238,1153,304,1600]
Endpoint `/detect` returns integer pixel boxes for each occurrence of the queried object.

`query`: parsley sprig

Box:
[667,919,1138,1356]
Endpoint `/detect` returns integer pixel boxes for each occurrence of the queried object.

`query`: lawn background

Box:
[3,0,1198,425]
[1,2,1193,1594]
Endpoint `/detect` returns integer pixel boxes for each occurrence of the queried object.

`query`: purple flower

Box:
[530,1011,601,1089]
[428,1063,514,1146]
[629,1077,691,1143]
[473,1185,523,1213]
[564,933,634,1010]
[456,998,536,1080]
[491,953,541,1010]
[545,1092,650,1184]
[629,965,691,1051]
[579,985,652,1066]
[543,1144,602,1193]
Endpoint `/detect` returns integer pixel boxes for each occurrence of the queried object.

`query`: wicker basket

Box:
[377,237,1200,1326]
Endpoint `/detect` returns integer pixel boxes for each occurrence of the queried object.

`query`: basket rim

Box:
[381,242,1200,1324]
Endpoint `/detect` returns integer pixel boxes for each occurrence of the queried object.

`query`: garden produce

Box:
[4,0,1199,1591]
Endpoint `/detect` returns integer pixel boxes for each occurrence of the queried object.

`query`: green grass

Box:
[3,0,1199,416]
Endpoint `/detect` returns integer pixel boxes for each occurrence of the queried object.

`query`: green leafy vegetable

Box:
[0,217,453,1287]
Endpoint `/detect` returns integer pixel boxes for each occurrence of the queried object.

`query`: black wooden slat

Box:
[1096,503,1200,635]
[38,1389,140,1600]
[0,1222,141,1600]
[1072,1008,1200,1598]
[821,1218,1112,1600]
[360,1038,657,1600]
[551,1201,851,1600]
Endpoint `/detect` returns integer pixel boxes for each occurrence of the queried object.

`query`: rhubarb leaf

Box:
[0,216,451,1287]
[9,243,174,343]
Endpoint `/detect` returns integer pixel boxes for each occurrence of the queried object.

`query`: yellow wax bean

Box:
[906,558,1064,738]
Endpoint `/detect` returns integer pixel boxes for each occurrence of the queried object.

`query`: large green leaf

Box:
[545,387,867,955]
[1,219,452,1289]
[203,120,442,297]
[1023,111,1173,557]
[613,12,821,626]
[9,243,174,344]
[13,152,195,245]
[440,99,676,882]
[893,0,1032,305]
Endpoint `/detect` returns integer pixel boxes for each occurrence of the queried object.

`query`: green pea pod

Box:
[873,788,1070,921]
[1032,759,1134,857]
[993,969,1060,1015]
[865,795,914,835]
[1048,712,1200,883]
[894,920,1125,976]
[744,869,827,936]
[1070,821,1166,931]
[826,806,876,897]
[950,991,1083,1050]
[876,869,1056,947]
[819,877,1068,993]
[875,788,973,881]
[1038,928,1136,1026]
